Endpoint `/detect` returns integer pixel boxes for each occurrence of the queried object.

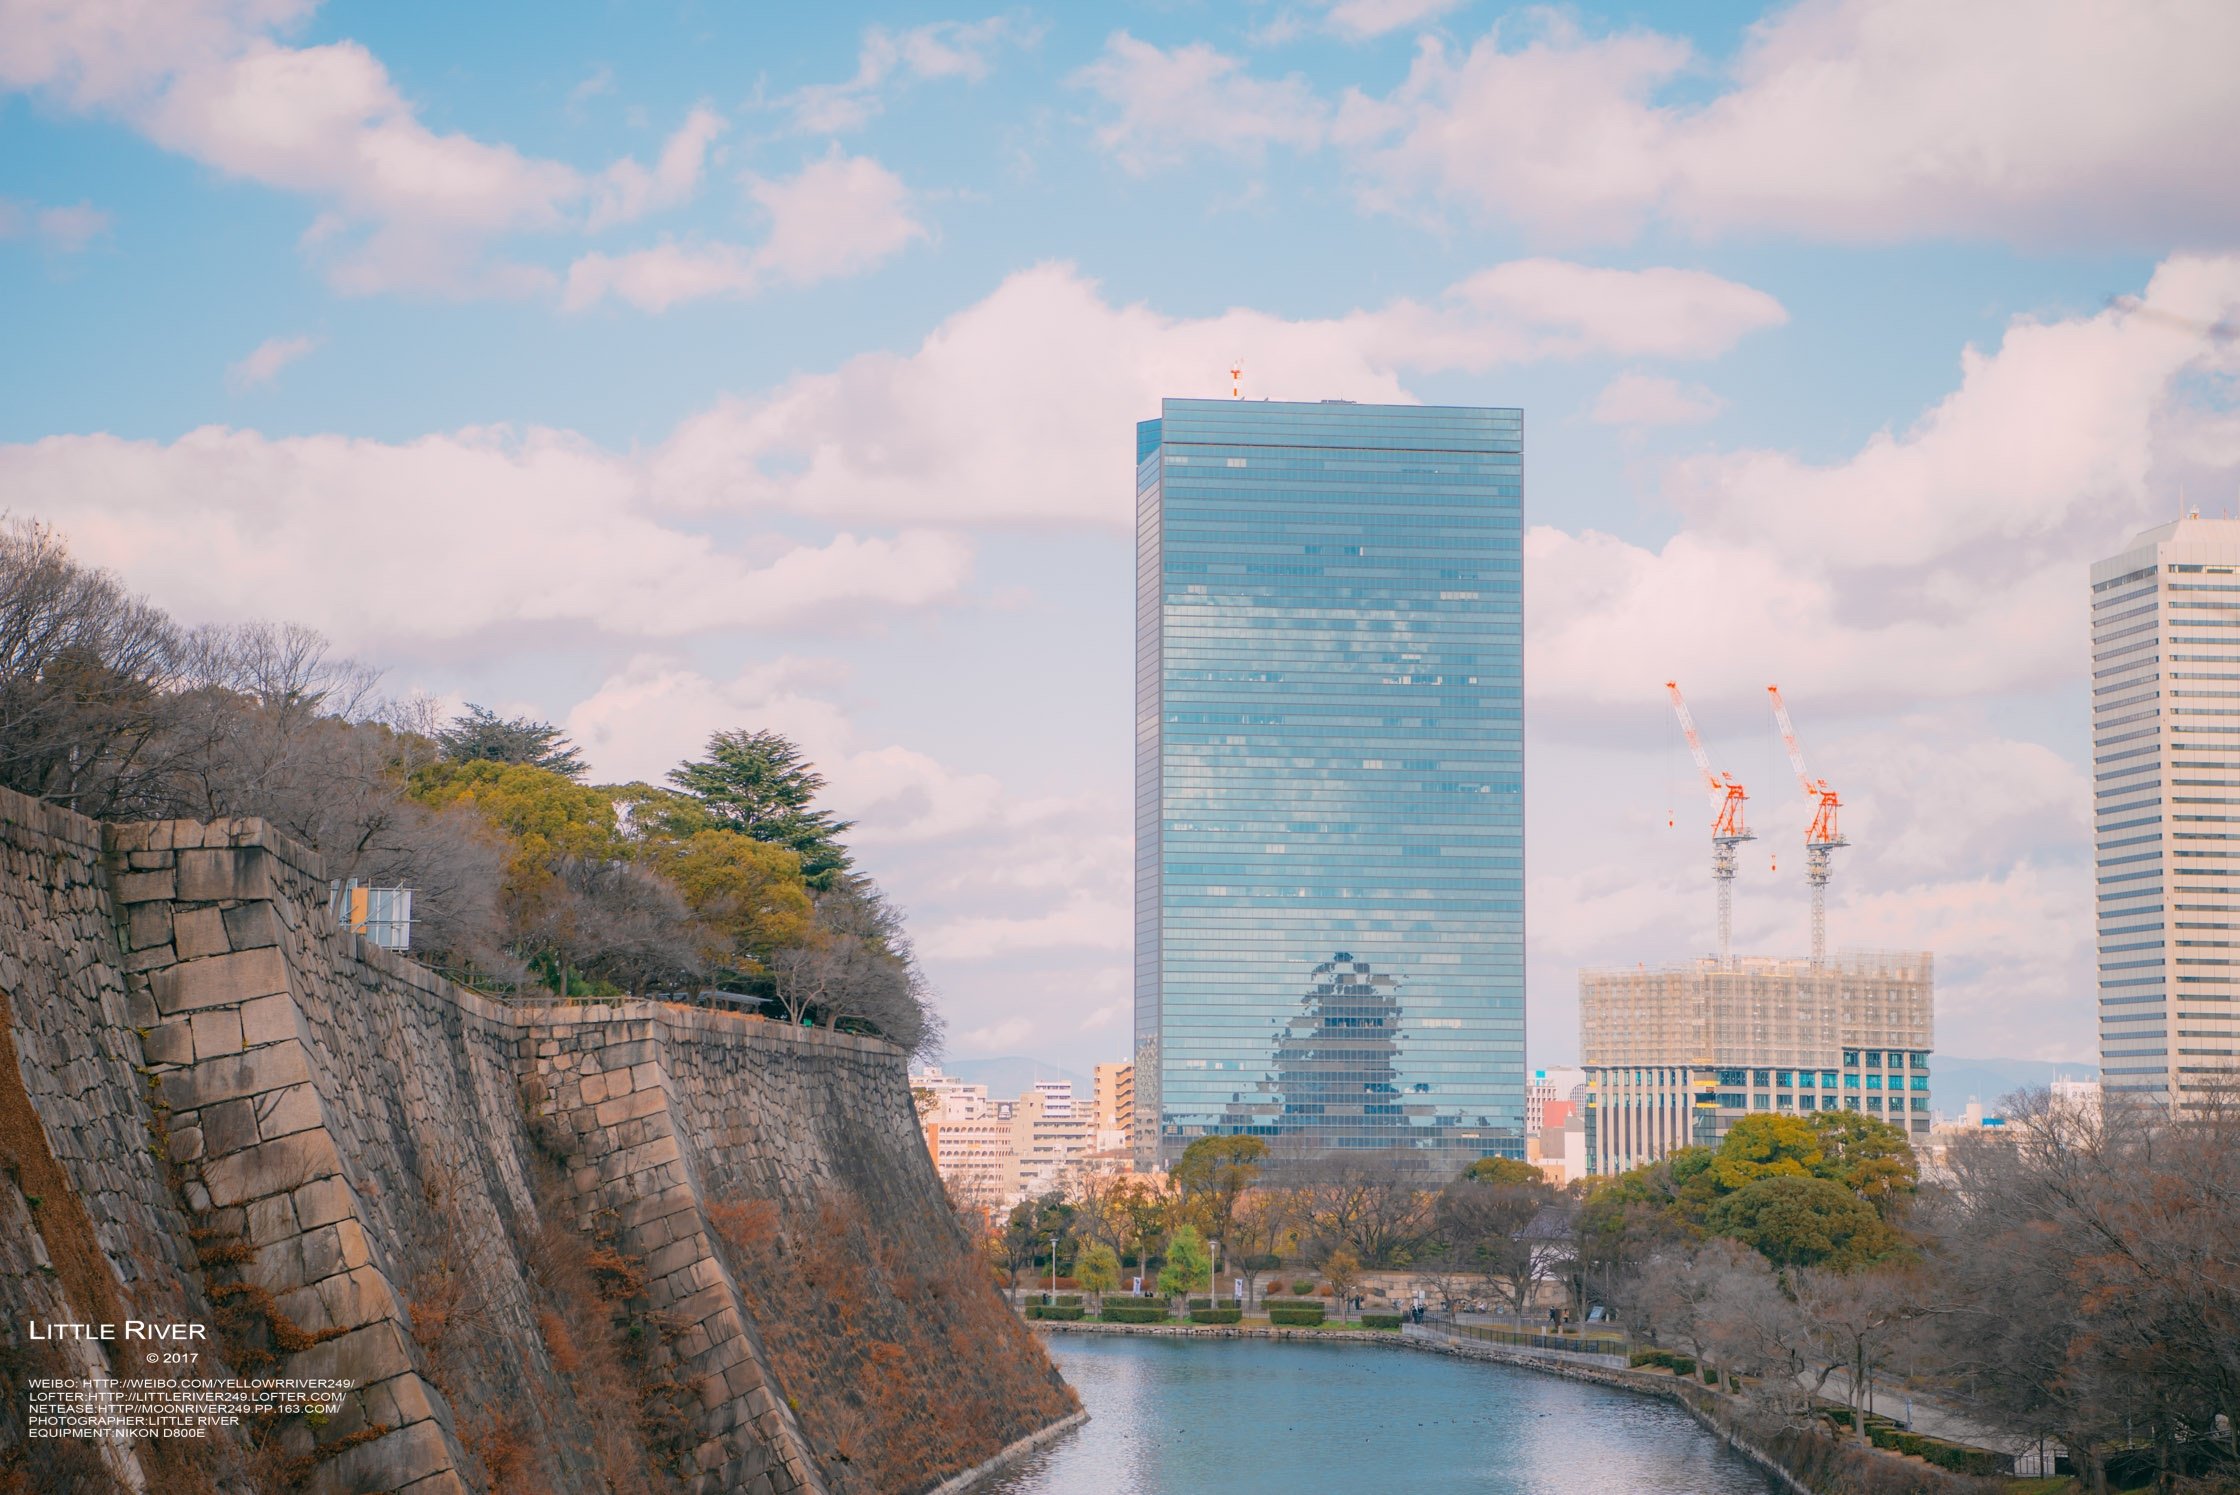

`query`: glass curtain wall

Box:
[1134,398,1526,1167]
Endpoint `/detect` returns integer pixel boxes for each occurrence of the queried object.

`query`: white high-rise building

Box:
[2092,518,2240,1108]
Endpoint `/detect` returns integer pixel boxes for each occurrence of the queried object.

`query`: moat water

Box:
[981,1335,1784,1495]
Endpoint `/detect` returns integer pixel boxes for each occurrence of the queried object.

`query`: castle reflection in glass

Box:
[1133,398,1526,1168]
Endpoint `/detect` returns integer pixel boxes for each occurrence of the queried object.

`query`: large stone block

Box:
[222,902,279,950]
[202,1130,342,1208]
[150,945,288,1015]
[124,902,173,951]
[112,868,176,904]
[172,907,230,961]
[163,1041,310,1111]
[308,1416,455,1495]
[239,992,298,1048]
[176,846,272,902]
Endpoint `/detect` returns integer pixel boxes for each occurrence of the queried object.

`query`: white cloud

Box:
[0,3,728,293]
[562,653,1131,1053]
[1530,254,2240,719]
[649,257,1783,526]
[225,332,318,390]
[564,150,925,312]
[746,150,925,285]
[1522,253,2240,1064]
[917,894,1132,961]
[588,105,725,232]
[1072,32,1328,172]
[778,16,1028,134]
[1590,371,1723,426]
[1346,1,2240,244]
[1321,0,1470,41]
[0,196,111,251]
[0,425,974,648]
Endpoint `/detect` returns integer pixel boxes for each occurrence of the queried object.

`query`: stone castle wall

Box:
[0,787,1072,1494]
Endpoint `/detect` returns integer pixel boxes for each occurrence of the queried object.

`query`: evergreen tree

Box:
[667,729,855,888]
[436,703,588,780]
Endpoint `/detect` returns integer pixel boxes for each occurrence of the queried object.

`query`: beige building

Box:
[1580,952,1934,1175]
[1093,1062,1134,1151]
[2092,518,2240,1109]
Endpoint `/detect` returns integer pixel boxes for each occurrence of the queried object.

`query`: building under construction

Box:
[1579,685,1934,1174]
[1579,952,1934,1174]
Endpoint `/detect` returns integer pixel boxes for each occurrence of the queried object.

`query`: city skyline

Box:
[6,3,2239,1074]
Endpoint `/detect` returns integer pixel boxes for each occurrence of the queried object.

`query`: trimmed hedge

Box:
[1026,1304,1084,1321]
[1260,1298,1324,1311]
[1190,1308,1243,1325]
[1187,1297,1242,1310]
[1268,1307,1326,1327]
[1359,1314,1403,1330]
[1100,1305,1170,1324]
[1866,1425,2013,1476]
[1628,1349,1698,1376]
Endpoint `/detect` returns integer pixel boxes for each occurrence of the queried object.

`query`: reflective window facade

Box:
[1133,398,1525,1167]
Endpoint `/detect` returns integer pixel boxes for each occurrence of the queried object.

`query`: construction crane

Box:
[1666,681,1753,966]
[1767,685,1848,966]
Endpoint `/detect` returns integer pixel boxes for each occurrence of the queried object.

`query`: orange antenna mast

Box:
[1667,681,1753,966]
[1767,684,1849,966]
[1230,363,1242,399]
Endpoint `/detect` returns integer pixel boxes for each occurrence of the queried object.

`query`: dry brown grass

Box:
[708,1188,1078,1494]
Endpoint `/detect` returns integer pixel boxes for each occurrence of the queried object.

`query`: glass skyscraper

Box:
[1133,397,1526,1168]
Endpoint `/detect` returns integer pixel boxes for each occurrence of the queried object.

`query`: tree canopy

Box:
[667,729,855,889]
[1703,1174,1901,1270]
[435,703,588,780]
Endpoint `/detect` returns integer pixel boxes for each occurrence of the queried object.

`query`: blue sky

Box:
[5,0,2237,1072]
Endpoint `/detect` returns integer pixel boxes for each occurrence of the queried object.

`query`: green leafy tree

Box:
[436,703,588,779]
[667,730,855,889]
[651,828,814,972]
[1709,1114,1825,1191]
[1463,1157,1544,1186]
[1075,1242,1120,1307]
[1158,1224,1212,1301]
[1705,1174,1900,1270]
[1807,1110,1919,1214]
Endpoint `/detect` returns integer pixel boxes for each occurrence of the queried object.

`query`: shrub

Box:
[1269,1308,1325,1327]
[1190,1309,1243,1325]
[1291,1280,1315,1294]
[1100,1305,1169,1324]
[1702,1363,1720,1385]
[1260,1298,1323,1310]
[1026,1304,1084,1321]
[1055,1295,1082,1307]
[1856,1425,2010,1476]
[1359,1314,1403,1330]
[1627,1349,1696,1376]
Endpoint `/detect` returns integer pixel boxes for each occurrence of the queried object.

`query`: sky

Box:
[4,0,2238,1073]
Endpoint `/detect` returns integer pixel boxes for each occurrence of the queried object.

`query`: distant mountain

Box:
[1934,1055,2097,1116]
[933,1055,1095,1102]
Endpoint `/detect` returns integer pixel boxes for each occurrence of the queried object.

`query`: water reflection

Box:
[983,1337,1782,1495]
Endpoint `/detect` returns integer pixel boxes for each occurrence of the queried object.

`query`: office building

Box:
[1133,397,1526,1167]
[2092,518,2240,1107]
[1578,952,1933,1174]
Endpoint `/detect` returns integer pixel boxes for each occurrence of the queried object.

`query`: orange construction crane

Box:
[1767,685,1849,965]
[1667,681,1753,965]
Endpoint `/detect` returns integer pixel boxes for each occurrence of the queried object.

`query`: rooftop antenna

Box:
[1231,363,1242,399]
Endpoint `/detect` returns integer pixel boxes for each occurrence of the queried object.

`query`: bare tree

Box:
[1295,1152,1438,1268]
[1435,1170,1560,1318]
[767,880,939,1054]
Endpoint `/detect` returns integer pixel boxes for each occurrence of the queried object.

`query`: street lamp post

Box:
[1050,1234,1059,1304]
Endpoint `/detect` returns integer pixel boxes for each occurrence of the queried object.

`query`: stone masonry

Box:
[0,785,1070,1494]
